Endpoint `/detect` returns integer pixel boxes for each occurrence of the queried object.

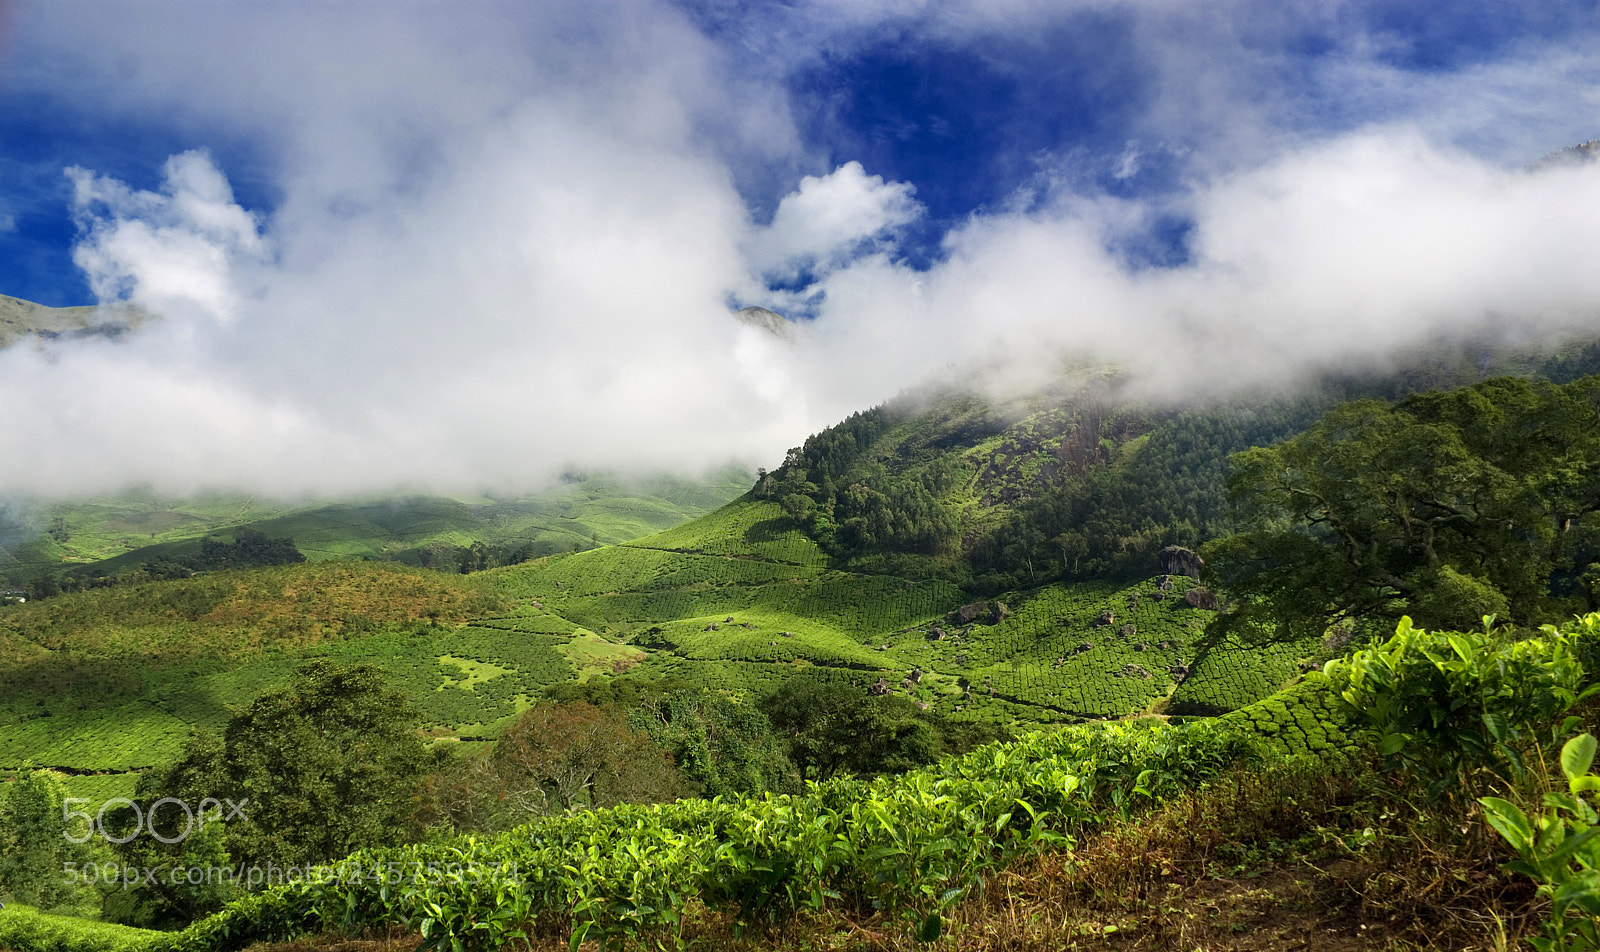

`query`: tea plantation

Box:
[2,493,1312,809]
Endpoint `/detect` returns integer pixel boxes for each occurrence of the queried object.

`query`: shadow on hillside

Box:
[744,517,801,544]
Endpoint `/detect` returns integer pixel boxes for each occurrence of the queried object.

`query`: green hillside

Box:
[0,484,1311,809]
[754,338,1600,593]
[0,468,752,589]
[16,355,1577,801]
[10,351,1600,950]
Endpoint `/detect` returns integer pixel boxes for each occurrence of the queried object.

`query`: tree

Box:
[191,529,306,570]
[0,768,95,912]
[100,743,237,929]
[630,689,799,798]
[124,662,433,876]
[1207,376,1600,641]
[759,674,943,783]
[420,702,694,832]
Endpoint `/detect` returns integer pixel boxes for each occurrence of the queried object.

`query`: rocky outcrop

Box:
[1184,588,1219,610]
[733,305,794,340]
[1159,546,1204,578]
[950,601,1009,625]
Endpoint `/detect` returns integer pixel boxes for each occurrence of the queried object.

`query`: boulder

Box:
[1184,588,1219,610]
[1120,624,1137,639]
[927,627,946,641]
[1095,609,1116,627]
[952,602,987,624]
[950,601,1009,625]
[1159,546,1205,578]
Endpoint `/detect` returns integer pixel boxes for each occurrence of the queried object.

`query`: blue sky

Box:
[4,1,1593,306]
[0,0,1598,495]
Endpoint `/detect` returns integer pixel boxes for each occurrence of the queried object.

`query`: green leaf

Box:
[1553,870,1600,918]
[1563,734,1598,785]
[915,913,943,944]
[1378,733,1407,756]
[1538,827,1600,872]
[1571,775,1600,795]
[1481,797,1534,851]
[1482,712,1511,745]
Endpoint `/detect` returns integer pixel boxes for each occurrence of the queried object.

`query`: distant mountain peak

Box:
[0,292,147,348]
[733,305,793,340]
[1531,139,1600,171]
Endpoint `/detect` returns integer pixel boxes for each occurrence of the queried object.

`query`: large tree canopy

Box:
[1207,375,1600,640]
[130,662,433,869]
[102,662,433,927]
[418,701,696,834]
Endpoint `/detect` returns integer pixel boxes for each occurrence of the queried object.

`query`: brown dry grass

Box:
[0,562,509,661]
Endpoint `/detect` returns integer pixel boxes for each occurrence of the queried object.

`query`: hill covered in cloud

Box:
[0,293,143,348]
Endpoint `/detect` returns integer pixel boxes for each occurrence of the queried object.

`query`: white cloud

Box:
[67,150,265,326]
[0,1,828,497]
[779,130,1600,405]
[745,161,923,280]
[2,1,1600,500]
[1112,141,1141,180]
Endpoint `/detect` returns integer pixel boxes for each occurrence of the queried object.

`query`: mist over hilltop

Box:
[1,1,1598,498]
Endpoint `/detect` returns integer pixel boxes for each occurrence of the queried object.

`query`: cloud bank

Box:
[1,0,1598,498]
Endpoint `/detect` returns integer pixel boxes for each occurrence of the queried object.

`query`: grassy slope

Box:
[0,380,1349,798]
[0,903,160,952]
[1,468,752,585]
[480,496,1307,726]
[1,486,1312,804]
[0,563,516,779]
[16,344,1598,789]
